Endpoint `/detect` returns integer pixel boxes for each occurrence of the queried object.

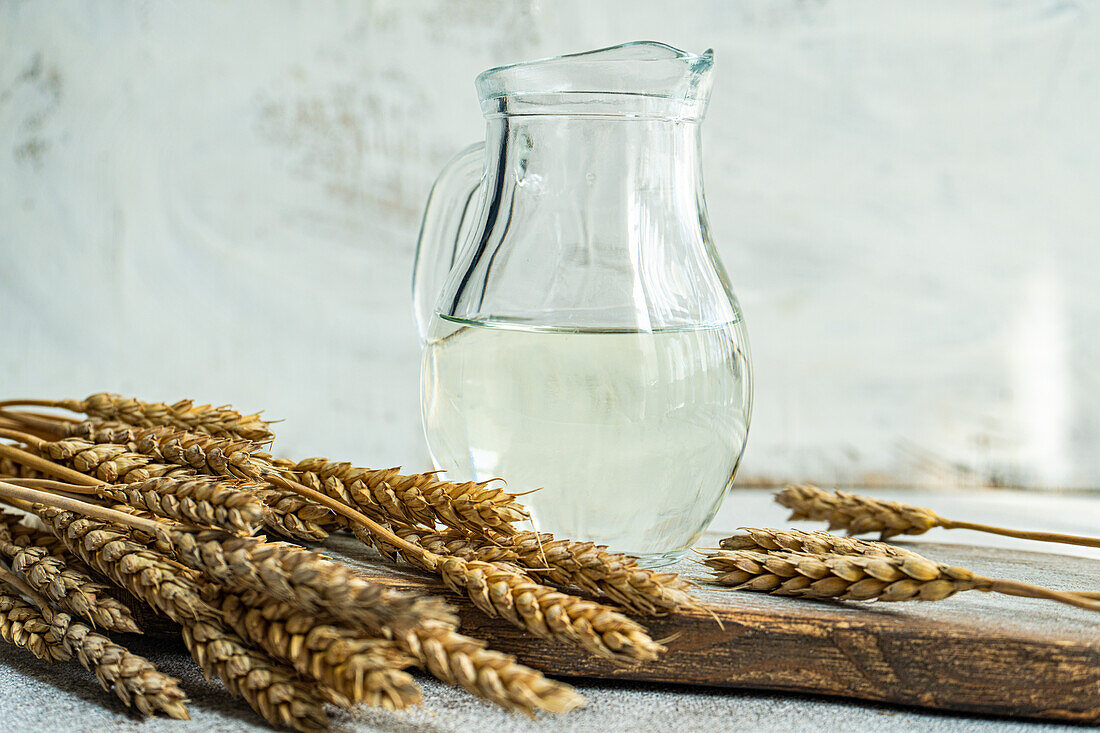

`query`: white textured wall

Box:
[2,1,1098,489]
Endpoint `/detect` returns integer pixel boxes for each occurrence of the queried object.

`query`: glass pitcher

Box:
[413,41,752,563]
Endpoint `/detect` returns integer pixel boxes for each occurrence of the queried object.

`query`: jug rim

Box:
[475,41,715,120]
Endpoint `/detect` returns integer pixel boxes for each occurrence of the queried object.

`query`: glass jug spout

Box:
[475,40,715,120]
[412,41,720,340]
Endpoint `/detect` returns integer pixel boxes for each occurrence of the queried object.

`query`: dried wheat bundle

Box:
[720,527,920,558]
[50,611,190,719]
[0,587,67,662]
[703,547,1100,611]
[0,393,274,443]
[0,390,716,725]
[0,519,140,633]
[31,505,333,732]
[777,483,1100,548]
[210,588,422,709]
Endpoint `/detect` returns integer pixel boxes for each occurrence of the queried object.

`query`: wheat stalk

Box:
[210,587,421,709]
[777,483,1100,548]
[703,548,1100,611]
[0,454,46,480]
[0,393,274,443]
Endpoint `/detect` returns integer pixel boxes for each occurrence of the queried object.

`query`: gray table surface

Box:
[1,487,1097,733]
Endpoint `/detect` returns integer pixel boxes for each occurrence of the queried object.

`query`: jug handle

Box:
[412,142,486,341]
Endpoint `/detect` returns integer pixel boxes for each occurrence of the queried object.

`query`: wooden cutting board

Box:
[328,533,1100,724]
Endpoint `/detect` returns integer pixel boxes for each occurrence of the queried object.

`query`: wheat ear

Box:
[502,531,699,616]
[32,505,331,732]
[401,623,585,716]
[210,587,422,709]
[0,393,274,443]
[95,476,266,535]
[0,518,140,633]
[440,555,663,663]
[3,431,335,542]
[169,528,457,633]
[703,548,1100,611]
[0,561,190,721]
[721,527,921,558]
[292,457,529,536]
[49,611,191,719]
[777,484,1100,548]
[0,586,67,662]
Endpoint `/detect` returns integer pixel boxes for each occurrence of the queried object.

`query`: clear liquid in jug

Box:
[421,314,751,563]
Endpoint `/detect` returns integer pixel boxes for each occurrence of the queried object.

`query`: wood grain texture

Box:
[326,534,1100,723]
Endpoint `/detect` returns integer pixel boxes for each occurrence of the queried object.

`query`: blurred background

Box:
[2,0,1098,490]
